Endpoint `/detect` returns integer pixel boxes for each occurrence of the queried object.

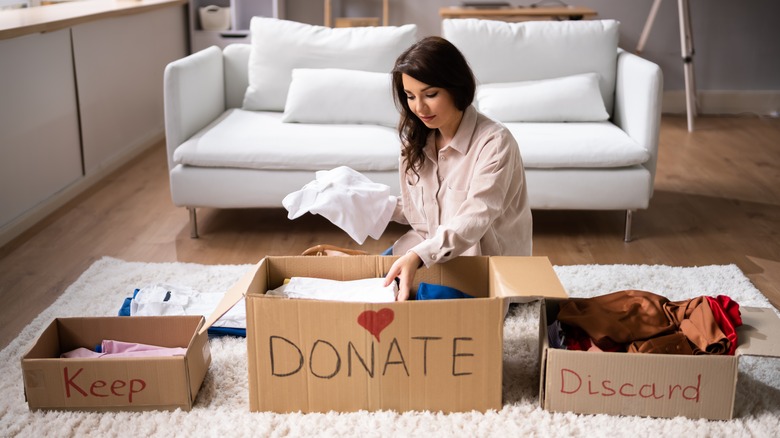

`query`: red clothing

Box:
[706,295,742,355]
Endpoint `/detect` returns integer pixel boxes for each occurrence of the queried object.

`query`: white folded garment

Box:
[130,283,246,328]
[267,277,397,303]
[282,166,397,244]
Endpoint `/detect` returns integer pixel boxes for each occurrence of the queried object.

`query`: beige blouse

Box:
[391,105,532,266]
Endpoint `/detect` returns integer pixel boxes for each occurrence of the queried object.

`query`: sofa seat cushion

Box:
[507,122,650,169]
[173,109,401,172]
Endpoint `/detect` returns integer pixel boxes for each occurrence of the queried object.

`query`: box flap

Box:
[538,298,550,409]
[199,259,265,336]
[489,257,568,300]
[22,319,60,360]
[735,306,780,358]
[185,317,211,404]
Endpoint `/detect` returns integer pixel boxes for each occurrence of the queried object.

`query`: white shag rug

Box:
[1,257,779,437]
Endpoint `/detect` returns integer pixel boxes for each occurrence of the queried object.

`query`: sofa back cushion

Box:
[476,73,609,122]
[442,18,619,114]
[242,17,417,112]
[282,68,398,127]
[224,44,251,110]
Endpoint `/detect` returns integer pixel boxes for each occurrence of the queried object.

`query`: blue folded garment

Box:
[416,283,474,300]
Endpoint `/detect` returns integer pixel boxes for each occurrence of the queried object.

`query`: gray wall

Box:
[284,0,780,92]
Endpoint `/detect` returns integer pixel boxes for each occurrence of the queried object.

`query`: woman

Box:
[383,36,533,301]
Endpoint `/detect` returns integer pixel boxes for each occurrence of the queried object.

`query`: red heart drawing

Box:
[357,308,394,342]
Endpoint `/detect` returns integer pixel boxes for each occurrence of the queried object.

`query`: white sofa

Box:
[164,18,662,242]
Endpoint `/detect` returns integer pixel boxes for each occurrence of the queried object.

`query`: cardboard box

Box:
[538,298,780,420]
[22,316,211,412]
[204,255,567,413]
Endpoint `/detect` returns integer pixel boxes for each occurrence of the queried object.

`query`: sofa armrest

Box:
[613,49,663,182]
[163,46,226,170]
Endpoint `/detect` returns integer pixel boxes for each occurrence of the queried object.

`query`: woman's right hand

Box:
[383,251,423,301]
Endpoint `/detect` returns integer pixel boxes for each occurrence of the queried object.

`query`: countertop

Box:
[0,0,187,40]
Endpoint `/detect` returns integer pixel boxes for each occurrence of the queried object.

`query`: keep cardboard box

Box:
[22,315,211,412]
[538,298,780,420]
[203,255,567,413]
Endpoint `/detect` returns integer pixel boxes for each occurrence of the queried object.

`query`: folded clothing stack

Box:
[267,277,398,302]
[266,278,475,302]
[119,284,246,337]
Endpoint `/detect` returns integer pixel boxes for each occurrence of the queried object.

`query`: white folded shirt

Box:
[282,166,397,244]
[267,277,398,303]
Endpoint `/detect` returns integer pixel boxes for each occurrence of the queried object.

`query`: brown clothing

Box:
[664,296,730,354]
[628,333,694,355]
[557,290,732,355]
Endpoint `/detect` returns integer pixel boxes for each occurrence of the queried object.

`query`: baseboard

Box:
[0,132,164,250]
[662,90,780,117]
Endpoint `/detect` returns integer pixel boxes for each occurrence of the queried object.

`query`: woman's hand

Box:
[384,251,423,301]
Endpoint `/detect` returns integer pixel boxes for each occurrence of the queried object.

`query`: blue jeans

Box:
[381,246,393,256]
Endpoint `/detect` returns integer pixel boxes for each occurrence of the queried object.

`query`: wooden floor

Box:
[1,114,779,350]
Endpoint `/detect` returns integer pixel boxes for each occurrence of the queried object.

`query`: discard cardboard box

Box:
[538,298,780,420]
[203,255,567,413]
[22,315,211,412]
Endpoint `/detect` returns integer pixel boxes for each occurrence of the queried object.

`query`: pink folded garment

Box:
[61,347,104,359]
[60,340,187,359]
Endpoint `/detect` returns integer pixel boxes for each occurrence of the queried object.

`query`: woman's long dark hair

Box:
[392,36,476,181]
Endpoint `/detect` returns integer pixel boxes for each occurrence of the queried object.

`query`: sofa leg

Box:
[624,210,634,242]
[188,207,199,239]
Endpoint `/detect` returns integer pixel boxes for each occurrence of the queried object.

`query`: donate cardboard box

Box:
[22,315,211,412]
[538,298,780,420]
[203,255,567,413]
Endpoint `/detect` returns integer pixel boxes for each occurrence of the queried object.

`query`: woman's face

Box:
[401,74,461,136]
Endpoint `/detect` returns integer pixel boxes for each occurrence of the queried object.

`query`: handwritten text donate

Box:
[267,308,477,379]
